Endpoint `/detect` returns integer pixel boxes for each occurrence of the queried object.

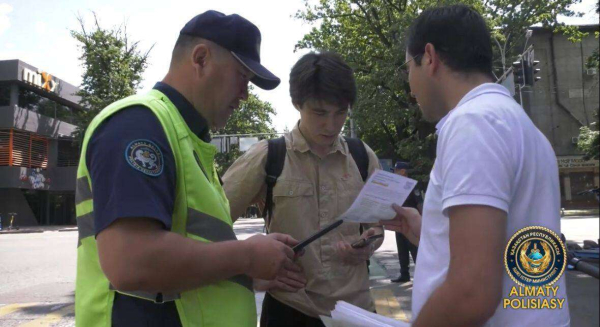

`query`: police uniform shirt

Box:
[86,82,210,327]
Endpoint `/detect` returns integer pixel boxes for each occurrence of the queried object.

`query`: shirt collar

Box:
[153,82,211,142]
[290,121,346,155]
[435,83,510,135]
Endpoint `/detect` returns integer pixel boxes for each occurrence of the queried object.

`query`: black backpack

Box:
[263,136,369,228]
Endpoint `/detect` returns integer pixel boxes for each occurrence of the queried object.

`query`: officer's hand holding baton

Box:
[243,233,304,281]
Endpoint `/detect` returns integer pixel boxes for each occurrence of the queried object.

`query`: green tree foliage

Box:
[585,1,599,69]
[295,0,584,182]
[577,120,599,160]
[577,1,599,161]
[587,45,599,69]
[216,87,277,135]
[71,14,152,141]
[214,86,277,175]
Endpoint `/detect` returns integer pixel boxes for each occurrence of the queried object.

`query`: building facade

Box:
[0,60,82,226]
[526,25,600,209]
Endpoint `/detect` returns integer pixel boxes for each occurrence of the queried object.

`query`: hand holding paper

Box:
[380,204,422,246]
[340,169,418,223]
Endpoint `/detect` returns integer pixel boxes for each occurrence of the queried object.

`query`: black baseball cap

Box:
[180,10,281,90]
[392,161,410,171]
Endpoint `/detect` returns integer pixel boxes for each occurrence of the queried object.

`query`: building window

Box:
[0,84,10,106]
[18,88,76,124]
[570,172,597,202]
[20,190,76,225]
[0,129,48,168]
[57,140,80,167]
[0,129,9,166]
[49,192,76,225]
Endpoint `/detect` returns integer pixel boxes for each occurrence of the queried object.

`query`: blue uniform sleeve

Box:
[86,106,176,236]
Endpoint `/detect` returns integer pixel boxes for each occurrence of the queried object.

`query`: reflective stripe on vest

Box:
[75,177,93,205]
[187,208,237,242]
[76,206,253,294]
[76,212,94,247]
[77,208,240,247]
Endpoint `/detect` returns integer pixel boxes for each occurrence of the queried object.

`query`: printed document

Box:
[340,169,417,223]
[321,301,410,327]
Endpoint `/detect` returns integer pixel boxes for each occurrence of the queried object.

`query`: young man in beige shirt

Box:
[223,52,384,326]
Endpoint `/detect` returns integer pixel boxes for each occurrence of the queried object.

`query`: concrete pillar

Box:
[48,139,58,167]
[563,174,572,201]
[9,83,18,108]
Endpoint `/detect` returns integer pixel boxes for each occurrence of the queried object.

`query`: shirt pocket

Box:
[271,179,315,233]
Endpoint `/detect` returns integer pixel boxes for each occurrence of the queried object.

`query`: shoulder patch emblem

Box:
[125,139,164,176]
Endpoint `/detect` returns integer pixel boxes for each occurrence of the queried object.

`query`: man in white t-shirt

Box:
[380,4,570,327]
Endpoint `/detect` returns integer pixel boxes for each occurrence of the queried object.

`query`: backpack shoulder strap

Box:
[344,137,369,182]
[264,136,287,231]
[344,137,372,263]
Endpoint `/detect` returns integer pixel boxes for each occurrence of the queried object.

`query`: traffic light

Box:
[525,59,541,85]
[524,49,541,86]
[513,58,525,85]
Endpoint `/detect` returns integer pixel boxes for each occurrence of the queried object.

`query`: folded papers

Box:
[321,301,411,327]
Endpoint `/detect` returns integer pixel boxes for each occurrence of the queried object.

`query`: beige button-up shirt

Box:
[223,123,381,317]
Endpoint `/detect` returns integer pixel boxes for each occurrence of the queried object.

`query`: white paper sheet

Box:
[325,301,411,327]
[340,169,417,223]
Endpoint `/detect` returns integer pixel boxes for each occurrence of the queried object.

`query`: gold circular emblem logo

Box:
[504,226,567,287]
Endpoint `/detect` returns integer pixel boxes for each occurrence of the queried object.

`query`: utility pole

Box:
[498,43,541,117]
[518,46,542,116]
[350,110,356,138]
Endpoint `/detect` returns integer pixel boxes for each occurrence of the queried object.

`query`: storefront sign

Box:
[22,67,59,92]
[557,156,599,169]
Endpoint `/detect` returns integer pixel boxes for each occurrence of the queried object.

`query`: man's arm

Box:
[412,205,506,327]
[97,217,298,293]
[222,141,268,222]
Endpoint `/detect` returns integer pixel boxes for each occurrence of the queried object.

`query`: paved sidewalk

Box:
[369,229,414,323]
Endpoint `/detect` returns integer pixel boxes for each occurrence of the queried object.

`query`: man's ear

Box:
[423,43,440,76]
[293,103,302,111]
[191,43,210,77]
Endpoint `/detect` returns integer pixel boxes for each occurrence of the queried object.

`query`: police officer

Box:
[75,11,301,327]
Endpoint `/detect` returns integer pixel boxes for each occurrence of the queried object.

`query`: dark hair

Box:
[406,5,493,76]
[289,52,357,109]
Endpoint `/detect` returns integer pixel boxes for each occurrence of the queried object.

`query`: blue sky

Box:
[1,0,598,132]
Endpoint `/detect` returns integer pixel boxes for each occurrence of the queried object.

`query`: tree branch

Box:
[351,0,392,47]
[380,121,399,153]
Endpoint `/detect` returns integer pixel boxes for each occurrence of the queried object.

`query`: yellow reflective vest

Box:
[75,89,256,327]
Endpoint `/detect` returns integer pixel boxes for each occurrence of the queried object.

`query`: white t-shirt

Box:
[412,83,570,326]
